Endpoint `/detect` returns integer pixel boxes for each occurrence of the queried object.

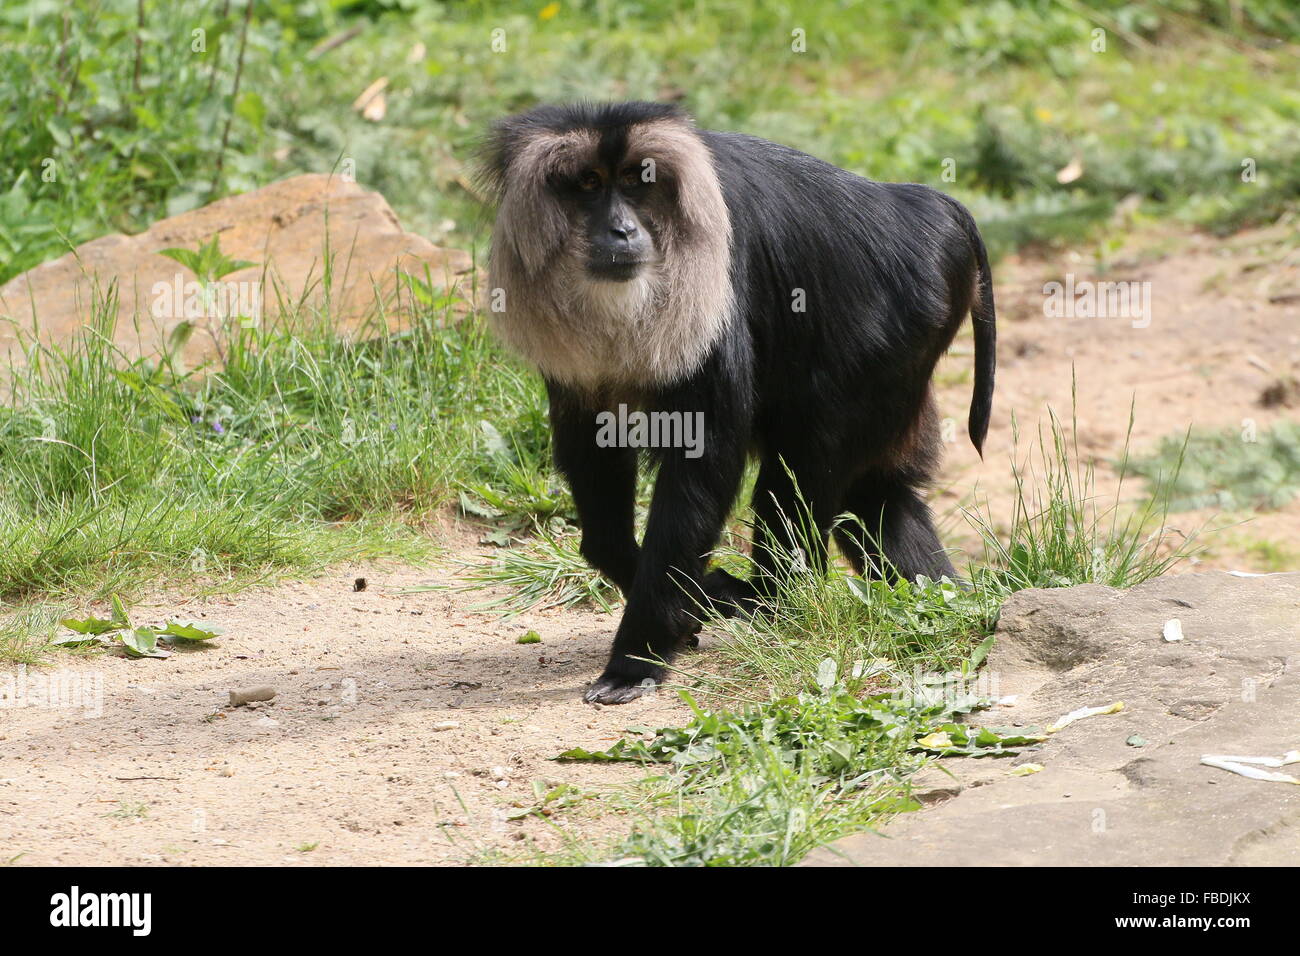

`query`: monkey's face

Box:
[483,104,734,387]
[554,162,660,282]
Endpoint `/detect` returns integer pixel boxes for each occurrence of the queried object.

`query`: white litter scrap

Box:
[1202,752,1300,768]
[1047,701,1124,733]
[1162,618,1184,642]
[1201,754,1300,785]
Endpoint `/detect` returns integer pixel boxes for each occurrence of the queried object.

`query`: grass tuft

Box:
[968,399,1197,593]
[456,531,618,615]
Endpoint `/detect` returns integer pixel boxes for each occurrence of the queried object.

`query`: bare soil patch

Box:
[0,558,685,866]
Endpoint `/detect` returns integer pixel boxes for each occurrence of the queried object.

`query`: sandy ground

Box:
[1,223,1297,866]
[0,559,684,866]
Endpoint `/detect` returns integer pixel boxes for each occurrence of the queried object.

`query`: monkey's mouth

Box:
[587,257,649,282]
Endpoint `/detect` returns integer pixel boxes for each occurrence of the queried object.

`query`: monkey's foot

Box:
[701,569,758,618]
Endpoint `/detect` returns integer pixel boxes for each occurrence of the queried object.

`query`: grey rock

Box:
[804,572,1300,866]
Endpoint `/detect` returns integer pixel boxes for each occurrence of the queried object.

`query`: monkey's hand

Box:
[583,667,665,705]
[584,625,705,703]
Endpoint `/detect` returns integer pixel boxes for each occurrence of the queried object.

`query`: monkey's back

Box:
[698,130,985,457]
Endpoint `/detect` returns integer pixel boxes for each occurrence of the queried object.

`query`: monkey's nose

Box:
[610,222,638,241]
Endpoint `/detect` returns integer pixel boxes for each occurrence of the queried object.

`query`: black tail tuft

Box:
[963,219,997,458]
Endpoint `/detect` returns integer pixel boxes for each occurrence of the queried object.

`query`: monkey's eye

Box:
[618,167,645,189]
[577,170,602,192]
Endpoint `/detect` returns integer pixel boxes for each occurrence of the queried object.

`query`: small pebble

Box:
[229,686,277,707]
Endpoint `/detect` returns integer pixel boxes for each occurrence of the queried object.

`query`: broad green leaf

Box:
[968,633,997,670]
[157,246,204,274]
[458,491,503,519]
[118,628,170,658]
[53,633,109,647]
[157,620,224,642]
[555,739,661,763]
[60,615,118,635]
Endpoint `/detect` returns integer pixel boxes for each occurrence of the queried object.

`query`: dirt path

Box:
[0,559,689,865]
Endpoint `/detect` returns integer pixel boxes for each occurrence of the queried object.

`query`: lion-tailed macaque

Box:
[480,102,996,704]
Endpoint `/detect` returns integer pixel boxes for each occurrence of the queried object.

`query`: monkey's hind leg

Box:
[698,567,758,618]
[834,474,959,583]
[742,453,848,607]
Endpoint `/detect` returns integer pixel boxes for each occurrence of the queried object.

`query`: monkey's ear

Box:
[498,173,569,276]
[474,117,525,202]
[488,127,595,275]
[629,122,731,243]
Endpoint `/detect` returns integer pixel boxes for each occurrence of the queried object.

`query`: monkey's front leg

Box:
[549,387,640,594]
[584,442,746,705]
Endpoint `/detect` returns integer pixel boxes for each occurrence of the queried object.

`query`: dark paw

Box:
[583,672,661,705]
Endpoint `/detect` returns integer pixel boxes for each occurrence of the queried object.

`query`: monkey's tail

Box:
[964,218,997,458]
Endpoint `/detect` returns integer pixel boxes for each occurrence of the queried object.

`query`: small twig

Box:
[308,25,364,60]
[210,0,254,196]
[132,0,144,94]
[113,775,180,781]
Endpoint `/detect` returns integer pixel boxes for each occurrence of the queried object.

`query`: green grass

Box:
[525,666,1043,866]
[1232,537,1300,573]
[0,263,554,657]
[969,404,1196,592]
[104,801,150,821]
[1128,421,1300,512]
[2,1,1297,283]
[0,604,63,665]
[565,691,938,867]
[456,529,619,614]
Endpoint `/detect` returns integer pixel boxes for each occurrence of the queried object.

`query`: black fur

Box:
[492,103,997,704]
